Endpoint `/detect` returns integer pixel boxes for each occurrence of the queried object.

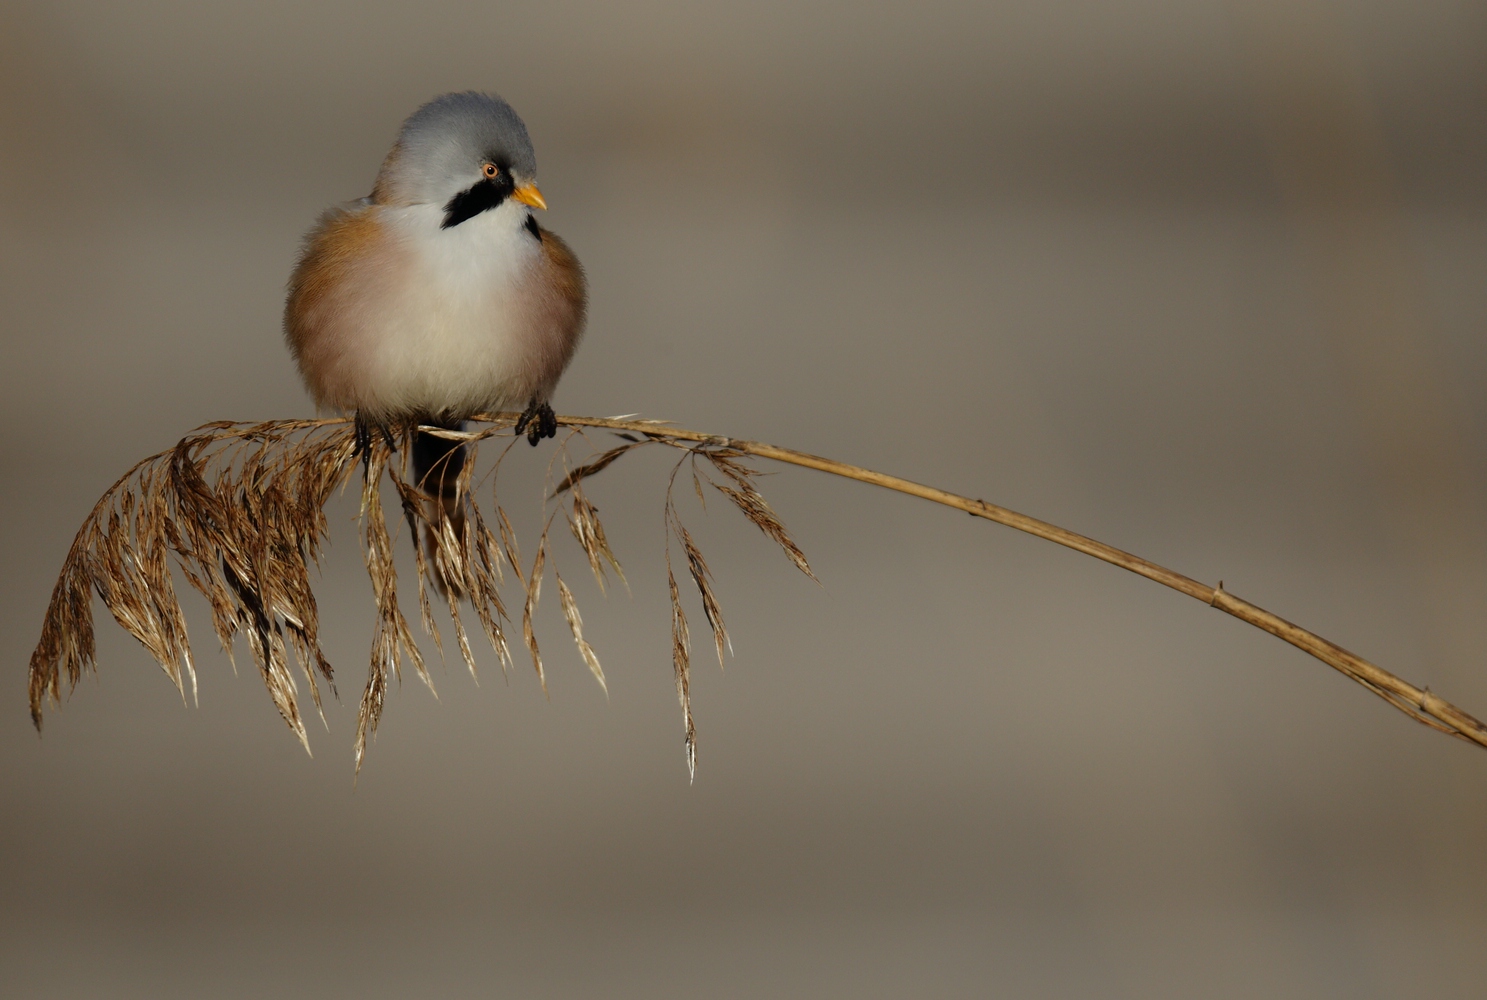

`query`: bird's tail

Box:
[412,419,468,597]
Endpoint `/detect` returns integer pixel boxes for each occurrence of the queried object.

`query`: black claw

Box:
[528,403,557,446]
[353,413,397,474]
[515,400,558,446]
[353,414,373,472]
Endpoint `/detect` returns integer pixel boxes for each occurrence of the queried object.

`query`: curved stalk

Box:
[529,413,1487,751]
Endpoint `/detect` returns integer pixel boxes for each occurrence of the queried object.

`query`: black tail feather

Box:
[412,418,467,596]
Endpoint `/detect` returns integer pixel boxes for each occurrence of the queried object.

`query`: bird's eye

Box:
[482,162,499,179]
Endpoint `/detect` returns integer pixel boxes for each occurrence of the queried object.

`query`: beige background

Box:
[3,1,1486,996]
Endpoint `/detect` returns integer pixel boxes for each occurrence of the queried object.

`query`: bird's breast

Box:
[286,200,564,420]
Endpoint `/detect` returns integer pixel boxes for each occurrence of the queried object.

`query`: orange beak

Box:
[512,183,547,211]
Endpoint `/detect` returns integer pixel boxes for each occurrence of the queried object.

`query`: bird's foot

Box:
[514,400,558,446]
[353,413,398,471]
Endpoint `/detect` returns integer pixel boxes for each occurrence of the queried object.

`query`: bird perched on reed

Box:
[284,92,587,589]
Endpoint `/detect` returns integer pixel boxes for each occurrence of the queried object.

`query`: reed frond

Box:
[28,413,1487,777]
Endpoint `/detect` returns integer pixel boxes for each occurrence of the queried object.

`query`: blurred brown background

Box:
[3,1,1486,996]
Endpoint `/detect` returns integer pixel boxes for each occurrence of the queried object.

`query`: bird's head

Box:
[371,91,547,227]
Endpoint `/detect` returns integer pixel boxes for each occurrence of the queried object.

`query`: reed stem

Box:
[537,413,1487,751]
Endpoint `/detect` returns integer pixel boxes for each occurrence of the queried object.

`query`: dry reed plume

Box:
[29,413,1487,774]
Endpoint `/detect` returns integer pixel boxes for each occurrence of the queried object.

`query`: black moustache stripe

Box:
[442,175,514,229]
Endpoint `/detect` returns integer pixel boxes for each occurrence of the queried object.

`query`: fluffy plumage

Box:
[286,92,585,423]
[285,197,584,420]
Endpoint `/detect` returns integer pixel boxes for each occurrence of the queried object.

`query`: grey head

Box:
[371,92,543,227]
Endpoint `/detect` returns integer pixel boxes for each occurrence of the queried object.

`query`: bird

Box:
[284,91,586,590]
